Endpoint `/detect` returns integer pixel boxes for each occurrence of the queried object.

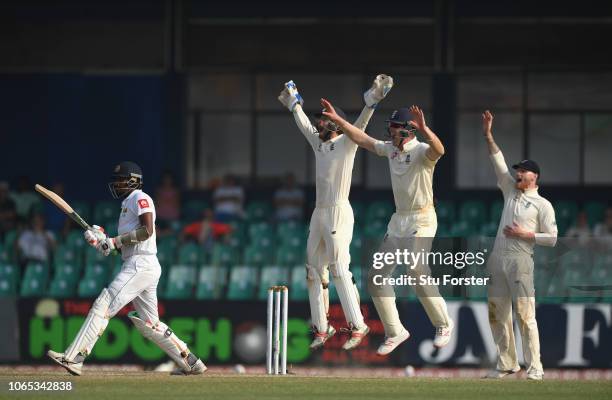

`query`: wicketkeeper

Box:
[278,75,393,350]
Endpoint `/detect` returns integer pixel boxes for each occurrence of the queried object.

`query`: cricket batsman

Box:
[320,99,453,355]
[277,75,393,350]
[47,162,206,376]
[482,111,557,380]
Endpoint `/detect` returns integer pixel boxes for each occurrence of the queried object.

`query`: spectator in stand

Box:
[0,181,17,240]
[213,175,244,222]
[17,213,56,266]
[274,172,305,221]
[181,209,232,251]
[594,207,612,248]
[10,176,41,225]
[565,211,591,246]
[155,171,181,235]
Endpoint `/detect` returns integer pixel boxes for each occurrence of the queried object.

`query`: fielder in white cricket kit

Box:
[48,162,205,376]
[482,111,557,381]
[278,75,393,350]
[321,100,453,355]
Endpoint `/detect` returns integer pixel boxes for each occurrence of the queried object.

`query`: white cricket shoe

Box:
[47,350,83,376]
[484,367,520,379]
[171,358,207,375]
[341,325,370,351]
[309,325,336,350]
[377,329,411,356]
[526,368,544,381]
[433,319,454,348]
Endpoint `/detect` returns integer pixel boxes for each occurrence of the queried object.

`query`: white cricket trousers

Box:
[487,251,542,373]
[370,207,451,337]
[305,201,365,332]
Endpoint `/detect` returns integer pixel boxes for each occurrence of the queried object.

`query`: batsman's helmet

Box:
[108,161,143,199]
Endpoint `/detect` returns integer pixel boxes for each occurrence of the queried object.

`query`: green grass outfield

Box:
[0,372,611,400]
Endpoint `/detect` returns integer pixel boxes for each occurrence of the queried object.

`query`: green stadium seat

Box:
[164,265,197,299]
[53,244,80,267]
[554,201,578,227]
[105,221,118,236]
[489,200,504,223]
[54,263,82,284]
[93,201,119,225]
[459,201,487,227]
[78,277,104,297]
[177,242,204,266]
[211,244,240,266]
[85,246,111,268]
[560,249,591,271]
[584,201,606,228]
[227,265,258,300]
[435,200,455,224]
[349,237,364,265]
[0,277,16,297]
[3,229,18,248]
[48,277,77,298]
[182,199,209,222]
[258,265,290,300]
[351,202,366,222]
[196,265,227,300]
[248,222,274,241]
[283,234,306,250]
[366,201,394,223]
[290,265,308,301]
[65,230,87,255]
[276,246,303,266]
[246,202,272,222]
[479,221,499,237]
[244,245,274,267]
[0,264,18,288]
[277,220,306,240]
[227,233,245,250]
[450,221,477,237]
[252,234,275,250]
[84,263,110,282]
[156,245,174,267]
[21,263,50,297]
[364,219,387,239]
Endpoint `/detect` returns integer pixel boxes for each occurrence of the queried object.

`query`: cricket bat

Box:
[35,184,92,230]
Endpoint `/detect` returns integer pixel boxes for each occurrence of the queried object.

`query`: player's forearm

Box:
[113,225,152,248]
[485,136,501,155]
[353,106,375,131]
[293,105,317,138]
[421,126,445,156]
[535,232,557,247]
[336,118,377,153]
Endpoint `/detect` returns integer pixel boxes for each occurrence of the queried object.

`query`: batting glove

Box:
[95,236,117,257]
[84,225,107,247]
[364,74,394,108]
[278,80,304,112]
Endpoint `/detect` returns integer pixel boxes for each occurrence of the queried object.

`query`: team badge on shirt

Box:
[138,199,149,209]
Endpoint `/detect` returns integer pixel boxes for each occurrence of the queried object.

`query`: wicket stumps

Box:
[266,285,288,375]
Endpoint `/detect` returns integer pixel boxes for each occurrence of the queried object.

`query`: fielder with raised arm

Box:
[482,111,557,380]
[278,75,393,350]
[48,162,205,376]
[321,99,453,355]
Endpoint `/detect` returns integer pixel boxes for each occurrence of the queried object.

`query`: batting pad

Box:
[64,288,111,361]
[128,312,195,372]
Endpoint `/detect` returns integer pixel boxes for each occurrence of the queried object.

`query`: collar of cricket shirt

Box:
[523,186,539,195]
[401,138,419,153]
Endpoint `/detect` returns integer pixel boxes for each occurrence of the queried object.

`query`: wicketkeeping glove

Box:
[84,225,107,247]
[364,74,394,108]
[278,80,304,112]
